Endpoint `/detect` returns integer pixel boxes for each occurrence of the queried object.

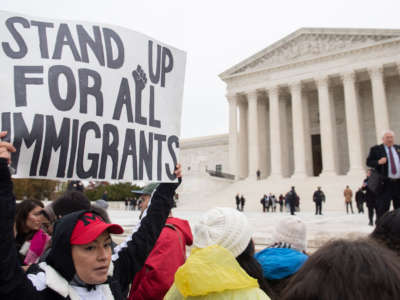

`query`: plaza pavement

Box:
[109,208,374,252]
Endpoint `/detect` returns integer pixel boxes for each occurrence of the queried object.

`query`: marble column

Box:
[238,98,249,179]
[258,97,269,178]
[316,76,337,176]
[342,72,365,175]
[369,66,390,143]
[268,87,283,178]
[290,81,307,177]
[227,94,239,179]
[247,91,260,179]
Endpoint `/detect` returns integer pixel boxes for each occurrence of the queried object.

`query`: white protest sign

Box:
[0,11,186,182]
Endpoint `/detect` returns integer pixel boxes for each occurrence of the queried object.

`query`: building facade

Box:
[219,28,400,180]
[180,134,229,176]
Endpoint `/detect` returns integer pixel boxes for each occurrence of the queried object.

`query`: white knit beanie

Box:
[193,207,253,257]
[271,216,307,252]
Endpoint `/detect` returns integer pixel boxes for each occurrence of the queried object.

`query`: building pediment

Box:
[220,28,400,79]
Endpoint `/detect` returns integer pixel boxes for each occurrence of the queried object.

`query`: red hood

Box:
[166,217,193,246]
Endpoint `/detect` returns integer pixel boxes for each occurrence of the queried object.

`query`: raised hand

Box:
[174,164,182,178]
[0,131,16,164]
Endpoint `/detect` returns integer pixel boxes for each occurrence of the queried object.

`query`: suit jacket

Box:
[366,144,400,179]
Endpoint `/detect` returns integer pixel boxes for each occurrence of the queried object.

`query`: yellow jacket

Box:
[164,245,270,300]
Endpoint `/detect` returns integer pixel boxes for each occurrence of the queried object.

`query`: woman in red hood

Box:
[0,131,181,300]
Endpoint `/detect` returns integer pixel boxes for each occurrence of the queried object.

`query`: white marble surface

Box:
[109,208,375,252]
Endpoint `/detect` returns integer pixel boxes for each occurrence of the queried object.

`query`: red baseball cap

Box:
[70,212,124,245]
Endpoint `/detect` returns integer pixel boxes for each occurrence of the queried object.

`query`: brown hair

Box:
[236,240,274,298]
[15,199,44,236]
[371,209,400,255]
[281,239,400,300]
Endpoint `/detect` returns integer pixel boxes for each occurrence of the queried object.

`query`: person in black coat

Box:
[0,132,182,300]
[235,193,240,210]
[366,130,400,220]
[313,187,325,215]
[240,195,245,211]
[362,169,377,226]
[286,187,298,216]
[355,188,365,214]
[260,194,267,213]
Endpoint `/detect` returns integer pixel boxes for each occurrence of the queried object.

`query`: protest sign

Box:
[0,11,186,182]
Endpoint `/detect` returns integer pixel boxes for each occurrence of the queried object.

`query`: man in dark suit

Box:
[366,130,400,220]
[286,186,298,215]
[313,186,325,215]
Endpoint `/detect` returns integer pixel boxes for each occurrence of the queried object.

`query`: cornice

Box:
[221,36,400,82]
[220,28,400,79]
[180,134,229,149]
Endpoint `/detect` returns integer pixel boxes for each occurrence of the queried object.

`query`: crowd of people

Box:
[241,181,376,224]
[241,187,301,215]
[2,129,400,299]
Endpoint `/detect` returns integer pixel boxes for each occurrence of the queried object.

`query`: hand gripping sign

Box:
[0,11,186,182]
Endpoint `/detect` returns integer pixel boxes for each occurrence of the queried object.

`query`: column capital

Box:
[368,66,384,78]
[246,90,259,101]
[268,86,280,98]
[315,76,330,88]
[288,81,302,93]
[341,71,357,84]
[226,93,238,104]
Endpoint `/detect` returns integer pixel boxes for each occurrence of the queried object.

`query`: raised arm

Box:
[112,165,181,292]
[0,133,41,299]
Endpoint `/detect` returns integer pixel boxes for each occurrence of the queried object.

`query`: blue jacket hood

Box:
[255,247,308,280]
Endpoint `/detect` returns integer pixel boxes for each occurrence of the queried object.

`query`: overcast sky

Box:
[2,0,400,138]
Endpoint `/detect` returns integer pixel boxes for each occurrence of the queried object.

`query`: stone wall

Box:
[180,134,229,176]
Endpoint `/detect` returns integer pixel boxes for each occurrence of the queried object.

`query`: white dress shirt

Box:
[384,145,400,179]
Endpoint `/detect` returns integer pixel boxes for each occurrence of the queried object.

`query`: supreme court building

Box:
[218,28,400,181]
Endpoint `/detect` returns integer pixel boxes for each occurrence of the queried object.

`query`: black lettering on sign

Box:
[77,25,105,66]
[113,78,133,122]
[67,119,79,178]
[78,68,103,116]
[119,128,138,180]
[2,16,30,59]
[39,116,70,177]
[154,133,166,180]
[52,23,82,61]
[139,131,153,180]
[12,113,44,176]
[161,47,173,87]
[1,112,11,142]
[14,66,44,107]
[148,40,161,84]
[99,124,119,180]
[103,28,124,69]
[48,65,76,111]
[76,121,100,179]
[165,135,179,180]
[149,85,161,128]
[31,21,54,59]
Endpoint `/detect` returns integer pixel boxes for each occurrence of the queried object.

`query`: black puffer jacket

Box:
[0,158,178,300]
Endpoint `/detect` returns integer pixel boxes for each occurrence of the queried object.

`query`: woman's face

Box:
[71,231,112,285]
[40,215,53,235]
[25,205,43,231]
